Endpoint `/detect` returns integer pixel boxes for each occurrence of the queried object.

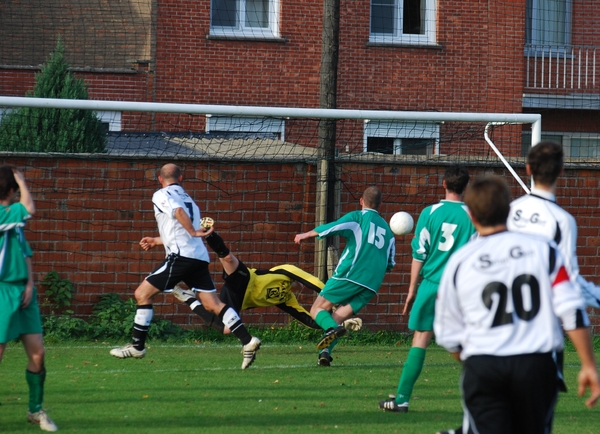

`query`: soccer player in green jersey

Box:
[380,164,475,413]
[295,186,396,365]
[0,166,58,431]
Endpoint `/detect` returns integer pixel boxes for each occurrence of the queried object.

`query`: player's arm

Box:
[294,230,318,244]
[433,256,466,360]
[173,207,214,238]
[13,169,35,216]
[20,256,34,308]
[565,327,600,408]
[402,259,423,315]
[140,236,163,250]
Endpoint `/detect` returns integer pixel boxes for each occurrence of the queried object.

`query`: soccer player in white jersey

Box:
[434,175,600,434]
[380,164,475,413]
[110,163,261,369]
[294,186,395,365]
[508,140,600,308]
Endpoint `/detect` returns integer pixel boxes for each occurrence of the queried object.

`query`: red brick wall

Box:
[1,156,598,334]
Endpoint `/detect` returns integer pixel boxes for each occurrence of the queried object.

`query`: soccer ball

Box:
[389,211,414,236]
[200,217,214,229]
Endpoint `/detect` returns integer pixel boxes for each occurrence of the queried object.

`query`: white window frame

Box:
[363,120,440,155]
[522,131,600,158]
[206,115,285,141]
[526,0,572,48]
[96,111,122,132]
[370,0,437,45]
[210,0,280,39]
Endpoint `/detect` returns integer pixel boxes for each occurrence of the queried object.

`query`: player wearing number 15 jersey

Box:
[380,164,475,413]
[294,186,395,363]
[434,176,599,434]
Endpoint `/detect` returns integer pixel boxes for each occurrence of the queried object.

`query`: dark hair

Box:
[444,164,470,194]
[362,186,382,209]
[464,176,511,227]
[0,166,18,201]
[527,141,563,185]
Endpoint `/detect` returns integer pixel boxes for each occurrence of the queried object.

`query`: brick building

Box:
[0,1,599,331]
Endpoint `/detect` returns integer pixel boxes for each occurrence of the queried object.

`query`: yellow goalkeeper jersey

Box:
[241,264,324,315]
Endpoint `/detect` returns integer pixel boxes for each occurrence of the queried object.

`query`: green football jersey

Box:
[315,208,396,292]
[412,200,475,284]
[0,203,32,284]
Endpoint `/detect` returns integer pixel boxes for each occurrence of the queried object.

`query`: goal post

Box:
[0,95,544,323]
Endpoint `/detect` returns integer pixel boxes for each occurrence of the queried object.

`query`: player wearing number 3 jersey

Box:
[294,186,395,364]
[380,164,475,413]
[434,176,599,434]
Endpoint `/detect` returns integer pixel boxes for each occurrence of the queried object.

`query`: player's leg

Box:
[461,356,515,434]
[172,285,225,333]
[183,254,261,368]
[382,280,436,412]
[19,289,58,432]
[509,353,559,434]
[111,256,177,358]
[311,295,345,350]
[109,279,159,358]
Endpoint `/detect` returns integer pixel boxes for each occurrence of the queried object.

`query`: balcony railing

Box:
[525,45,599,92]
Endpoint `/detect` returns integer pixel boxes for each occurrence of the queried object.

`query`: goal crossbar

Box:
[0,96,541,141]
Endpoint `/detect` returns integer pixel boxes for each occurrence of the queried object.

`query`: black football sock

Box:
[205,231,230,258]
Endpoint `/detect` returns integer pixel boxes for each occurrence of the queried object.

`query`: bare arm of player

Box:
[173,207,214,238]
[21,257,34,308]
[294,230,318,244]
[139,236,162,251]
[566,327,600,408]
[402,259,424,316]
[12,169,35,216]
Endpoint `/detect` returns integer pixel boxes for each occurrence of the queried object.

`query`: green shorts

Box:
[0,284,43,344]
[320,277,376,314]
[408,279,438,332]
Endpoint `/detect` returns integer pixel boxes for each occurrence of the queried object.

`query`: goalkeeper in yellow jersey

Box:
[173,231,362,365]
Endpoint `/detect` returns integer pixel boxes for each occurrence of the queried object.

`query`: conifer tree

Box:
[0,38,107,153]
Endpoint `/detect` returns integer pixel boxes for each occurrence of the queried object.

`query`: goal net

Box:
[0,97,558,331]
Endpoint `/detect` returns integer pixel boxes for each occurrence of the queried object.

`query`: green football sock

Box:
[26,368,45,413]
[328,338,339,353]
[315,310,338,331]
[396,347,426,404]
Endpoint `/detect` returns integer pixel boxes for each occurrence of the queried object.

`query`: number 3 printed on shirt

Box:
[438,222,457,251]
[368,222,387,249]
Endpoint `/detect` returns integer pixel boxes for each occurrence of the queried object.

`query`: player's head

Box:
[362,186,382,209]
[0,165,19,201]
[464,175,511,227]
[527,141,563,186]
[158,163,182,186]
[443,164,470,195]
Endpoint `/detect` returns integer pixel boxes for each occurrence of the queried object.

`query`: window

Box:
[211,0,279,38]
[522,132,600,158]
[96,111,122,132]
[206,115,285,140]
[370,0,436,45]
[364,120,439,155]
[526,0,571,47]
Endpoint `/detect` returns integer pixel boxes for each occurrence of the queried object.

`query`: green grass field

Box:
[1,341,598,433]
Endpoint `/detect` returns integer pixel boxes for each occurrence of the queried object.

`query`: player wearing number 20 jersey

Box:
[153,183,210,262]
[435,231,587,359]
